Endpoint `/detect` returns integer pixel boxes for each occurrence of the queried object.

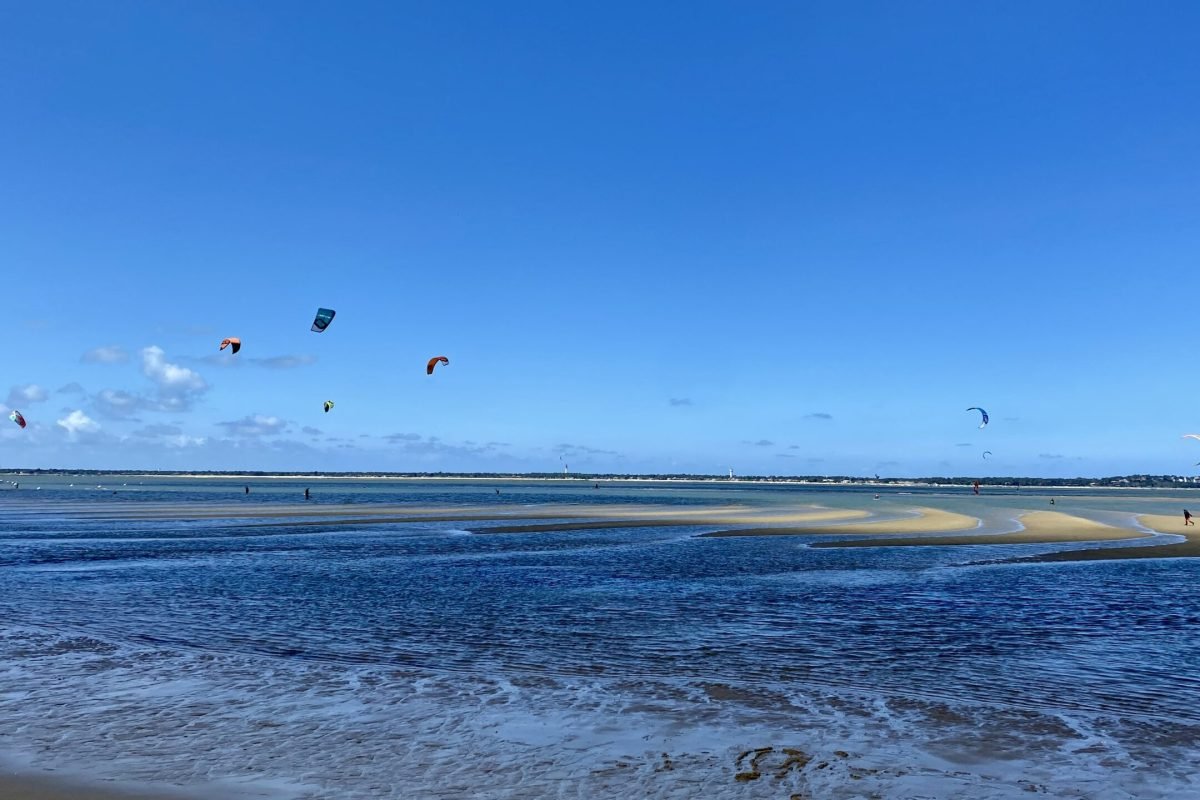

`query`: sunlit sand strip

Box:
[700,506,978,538]
[472,508,869,534]
[1017,513,1200,562]
[809,510,1148,548]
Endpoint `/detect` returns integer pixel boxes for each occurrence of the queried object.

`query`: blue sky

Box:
[2,1,1198,475]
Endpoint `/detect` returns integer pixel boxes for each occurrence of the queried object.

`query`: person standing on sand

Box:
[1185,509,1194,526]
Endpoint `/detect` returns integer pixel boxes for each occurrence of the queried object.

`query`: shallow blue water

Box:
[1,479,1198,799]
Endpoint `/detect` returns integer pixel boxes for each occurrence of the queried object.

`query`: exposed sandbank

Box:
[700,506,978,538]
[1018,513,1200,562]
[809,511,1147,548]
[473,507,868,534]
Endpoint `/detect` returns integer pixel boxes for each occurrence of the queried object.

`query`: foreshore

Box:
[0,772,185,800]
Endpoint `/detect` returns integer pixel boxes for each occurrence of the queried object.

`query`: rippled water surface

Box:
[1,478,1198,798]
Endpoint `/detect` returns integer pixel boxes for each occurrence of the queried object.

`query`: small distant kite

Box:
[967,407,989,429]
[426,356,449,375]
[9,410,26,429]
[982,451,992,459]
[323,400,335,413]
[219,337,241,354]
[311,308,336,333]
[1184,434,1200,441]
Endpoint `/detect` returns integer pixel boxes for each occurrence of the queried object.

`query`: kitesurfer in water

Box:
[1185,509,1194,526]
[244,485,249,495]
[1050,498,1055,505]
[305,488,310,500]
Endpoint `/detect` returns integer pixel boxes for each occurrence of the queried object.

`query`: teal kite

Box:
[311,308,336,333]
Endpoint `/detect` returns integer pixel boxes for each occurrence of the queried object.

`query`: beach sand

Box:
[473,507,869,534]
[809,510,1149,548]
[700,506,979,538]
[1,497,877,532]
[1019,512,1200,562]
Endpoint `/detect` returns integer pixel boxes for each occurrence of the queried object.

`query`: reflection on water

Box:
[1,480,1198,799]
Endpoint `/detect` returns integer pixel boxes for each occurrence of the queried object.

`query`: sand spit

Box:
[472,510,868,534]
[809,510,1147,549]
[472,507,868,534]
[1016,513,1200,562]
[700,506,979,538]
[0,497,884,532]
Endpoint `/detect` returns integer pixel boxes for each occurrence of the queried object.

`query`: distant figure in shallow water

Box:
[495,489,500,495]
[1185,509,1194,526]
[244,485,249,495]
[305,488,310,500]
[1050,498,1055,505]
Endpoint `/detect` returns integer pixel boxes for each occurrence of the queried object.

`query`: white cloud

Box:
[165,434,207,448]
[6,384,48,407]
[141,346,208,410]
[218,414,288,437]
[81,346,130,364]
[57,410,99,437]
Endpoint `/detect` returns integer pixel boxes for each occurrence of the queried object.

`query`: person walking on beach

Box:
[1185,509,1194,526]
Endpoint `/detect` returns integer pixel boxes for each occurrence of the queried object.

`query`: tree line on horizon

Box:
[1,468,1197,488]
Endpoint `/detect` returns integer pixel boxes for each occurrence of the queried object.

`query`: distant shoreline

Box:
[0,469,1195,491]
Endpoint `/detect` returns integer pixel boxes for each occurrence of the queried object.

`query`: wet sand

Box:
[700,506,979,538]
[0,773,183,800]
[810,510,1149,548]
[1,497,876,532]
[1019,513,1200,562]
[474,507,869,534]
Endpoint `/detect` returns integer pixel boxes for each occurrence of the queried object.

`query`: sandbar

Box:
[474,507,868,534]
[700,506,978,538]
[809,511,1147,548]
[1019,513,1200,562]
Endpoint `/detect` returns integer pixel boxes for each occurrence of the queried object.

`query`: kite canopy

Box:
[426,356,449,375]
[311,308,336,333]
[966,407,989,428]
[219,337,241,354]
[9,410,26,429]
[1184,434,1200,441]
[323,400,335,413]
[982,451,992,459]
